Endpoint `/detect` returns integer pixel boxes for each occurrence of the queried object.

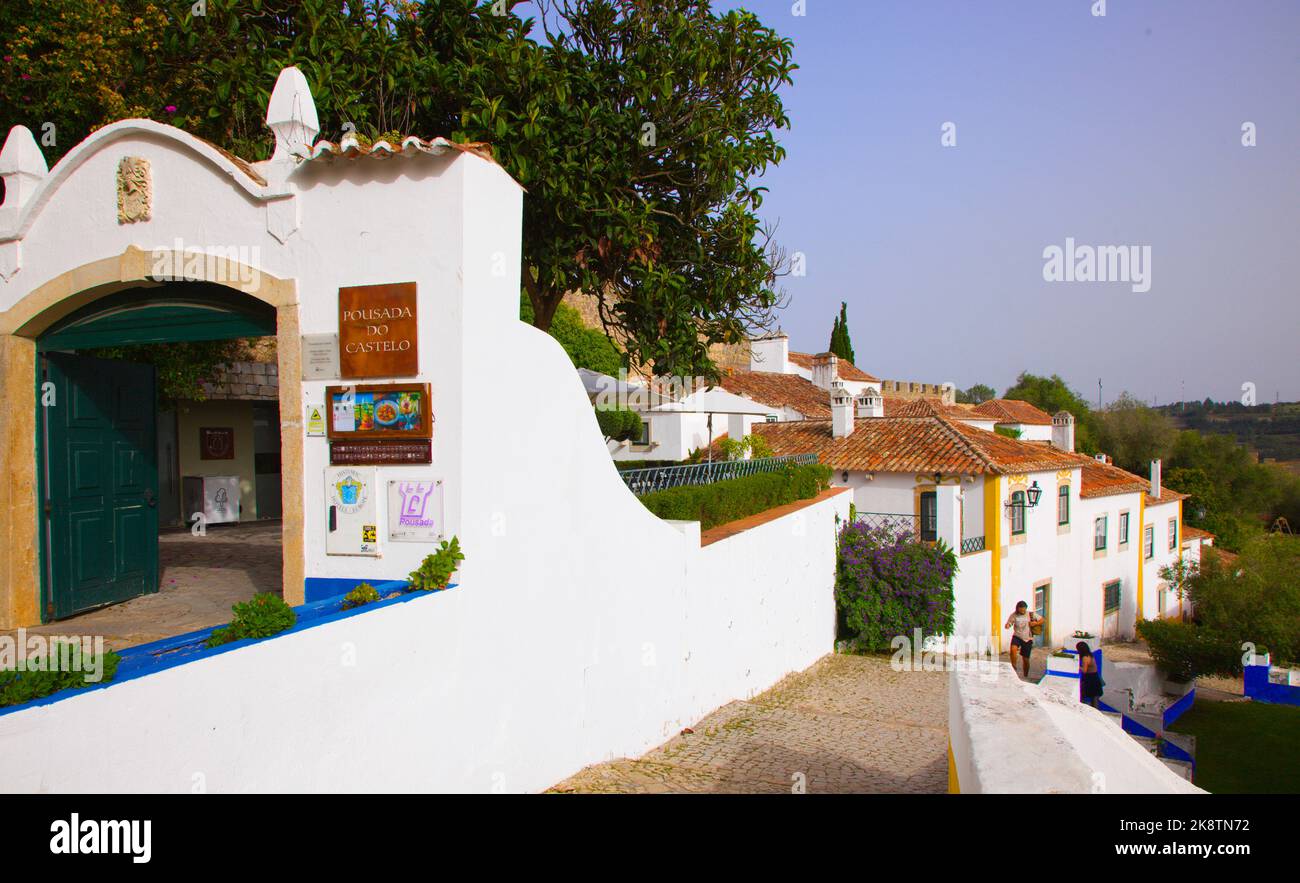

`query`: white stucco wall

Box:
[0,113,851,792]
[949,663,1202,794]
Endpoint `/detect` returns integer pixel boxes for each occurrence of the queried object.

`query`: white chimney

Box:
[855,387,883,418]
[1150,459,1161,499]
[1051,411,1075,452]
[811,353,838,391]
[831,382,854,438]
[749,332,789,374]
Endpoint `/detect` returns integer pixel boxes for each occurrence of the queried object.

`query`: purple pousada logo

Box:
[397,481,437,527]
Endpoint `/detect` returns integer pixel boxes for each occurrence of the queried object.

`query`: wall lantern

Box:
[1005,481,1043,510]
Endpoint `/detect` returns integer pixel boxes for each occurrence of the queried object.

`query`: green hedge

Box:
[1136,618,1242,680]
[638,463,831,530]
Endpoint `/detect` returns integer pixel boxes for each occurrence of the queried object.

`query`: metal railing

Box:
[620,453,818,496]
[849,512,919,539]
[960,535,986,555]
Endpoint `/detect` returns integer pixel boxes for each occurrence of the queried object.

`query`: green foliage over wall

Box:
[520,295,625,377]
[89,339,246,404]
[638,463,831,530]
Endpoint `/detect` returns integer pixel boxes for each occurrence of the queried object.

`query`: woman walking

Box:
[1078,641,1104,707]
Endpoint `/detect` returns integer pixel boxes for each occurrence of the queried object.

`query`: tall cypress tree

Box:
[829,302,856,364]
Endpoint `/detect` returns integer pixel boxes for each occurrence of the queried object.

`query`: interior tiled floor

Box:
[2,520,283,652]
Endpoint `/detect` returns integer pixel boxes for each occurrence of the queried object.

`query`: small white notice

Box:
[306,404,326,437]
[331,398,355,433]
[388,479,444,543]
[302,333,340,380]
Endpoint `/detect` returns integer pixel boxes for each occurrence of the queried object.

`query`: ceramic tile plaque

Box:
[338,282,418,378]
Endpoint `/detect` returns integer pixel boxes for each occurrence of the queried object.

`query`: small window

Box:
[1168,518,1177,551]
[1103,580,1121,613]
[1118,512,1130,545]
[1094,516,1107,551]
[920,491,937,542]
[1144,525,1154,560]
[1057,485,1070,525]
[1010,491,1026,535]
[636,421,651,445]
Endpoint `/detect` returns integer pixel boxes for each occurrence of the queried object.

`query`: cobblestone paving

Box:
[550,653,948,794]
[1,521,282,652]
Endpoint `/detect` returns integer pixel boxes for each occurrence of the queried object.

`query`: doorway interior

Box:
[31,281,283,648]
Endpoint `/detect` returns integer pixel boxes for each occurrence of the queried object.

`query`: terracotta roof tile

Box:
[787,351,880,383]
[747,413,1083,476]
[1182,526,1214,542]
[1066,454,1190,505]
[719,372,831,418]
[971,399,1055,425]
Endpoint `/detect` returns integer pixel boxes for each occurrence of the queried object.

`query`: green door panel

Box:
[41,352,159,619]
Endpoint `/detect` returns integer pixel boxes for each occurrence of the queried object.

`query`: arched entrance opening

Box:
[24,279,290,643]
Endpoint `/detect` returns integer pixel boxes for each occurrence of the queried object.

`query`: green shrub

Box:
[0,644,122,708]
[206,593,297,648]
[596,407,643,442]
[638,463,831,530]
[342,582,381,610]
[835,521,957,649]
[1136,618,1242,680]
[408,537,464,591]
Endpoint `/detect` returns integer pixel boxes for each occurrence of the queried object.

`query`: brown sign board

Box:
[338,282,418,378]
[330,440,432,466]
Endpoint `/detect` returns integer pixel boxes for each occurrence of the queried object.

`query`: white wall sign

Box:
[387,479,444,543]
[302,333,340,380]
[325,467,380,556]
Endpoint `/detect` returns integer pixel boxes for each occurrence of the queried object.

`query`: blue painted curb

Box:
[0,580,456,718]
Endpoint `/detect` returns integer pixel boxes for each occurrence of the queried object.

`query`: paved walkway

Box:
[550,653,948,794]
[3,521,282,652]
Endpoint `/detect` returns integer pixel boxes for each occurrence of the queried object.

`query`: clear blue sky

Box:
[706,0,1300,405]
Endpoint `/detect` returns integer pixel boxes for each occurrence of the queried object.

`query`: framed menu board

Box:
[325,383,433,441]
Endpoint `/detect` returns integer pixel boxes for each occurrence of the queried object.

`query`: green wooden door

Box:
[40,352,159,619]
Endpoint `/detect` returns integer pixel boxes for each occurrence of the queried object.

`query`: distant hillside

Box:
[1157,401,1300,464]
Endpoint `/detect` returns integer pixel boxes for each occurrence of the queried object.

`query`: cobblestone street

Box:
[551,653,948,794]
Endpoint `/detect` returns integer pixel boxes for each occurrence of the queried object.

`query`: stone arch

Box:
[0,246,304,628]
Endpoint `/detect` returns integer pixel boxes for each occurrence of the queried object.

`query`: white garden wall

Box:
[0,488,845,793]
[948,663,1202,794]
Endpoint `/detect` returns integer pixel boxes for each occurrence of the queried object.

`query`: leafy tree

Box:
[1096,392,1176,474]
[828,301,855,364]
[956,383,995,405]
[1002,372,1100,454]
[521,294,626,376]
[88,339,246,404]
[3,1,796,382]
[1187,535,1300,665]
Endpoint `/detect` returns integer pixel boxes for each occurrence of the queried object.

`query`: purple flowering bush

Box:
[835,520,957,649]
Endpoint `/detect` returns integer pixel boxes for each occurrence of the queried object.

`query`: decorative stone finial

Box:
[0,125,48,208]
[266,66,320,161]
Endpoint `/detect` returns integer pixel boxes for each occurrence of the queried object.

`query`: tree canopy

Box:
[1002,371,1100,453]
[0,0,796,381]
